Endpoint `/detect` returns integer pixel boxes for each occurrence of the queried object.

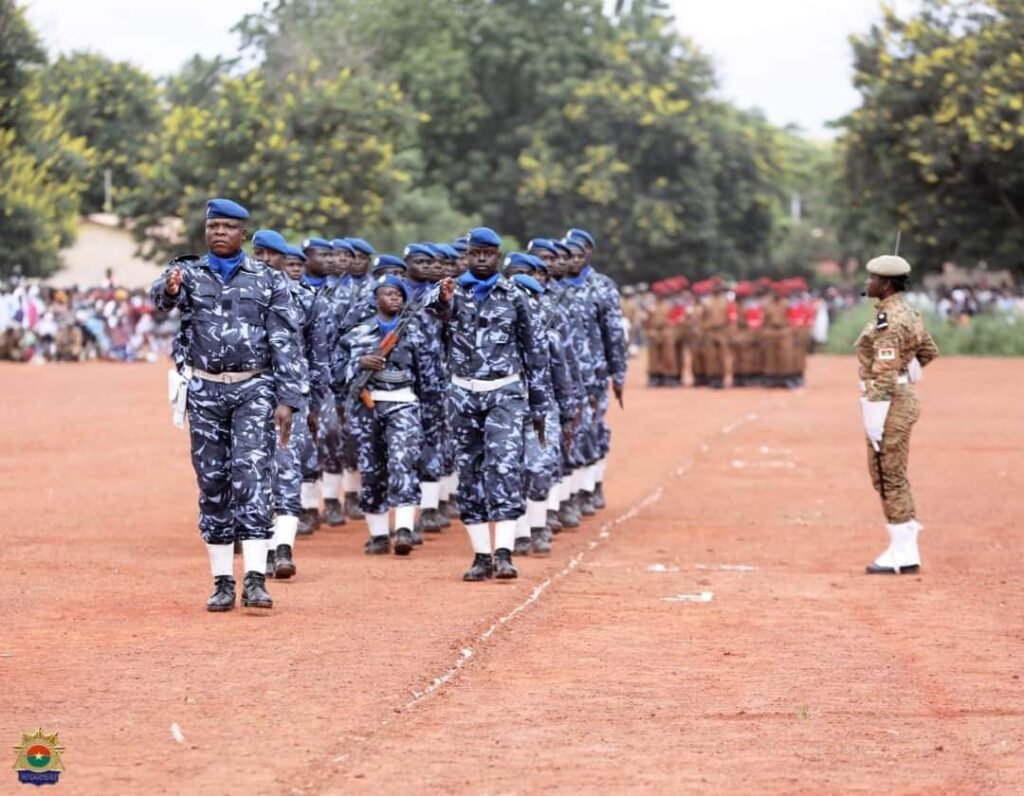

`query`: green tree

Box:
[838,0,1024,274]
[39,52,160,213]
[125,61,421,259]
[0,0,92,278]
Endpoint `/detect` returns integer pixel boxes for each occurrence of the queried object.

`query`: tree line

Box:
[1,0,1020,282]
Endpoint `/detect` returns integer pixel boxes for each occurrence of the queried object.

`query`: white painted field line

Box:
[401,409,763,712]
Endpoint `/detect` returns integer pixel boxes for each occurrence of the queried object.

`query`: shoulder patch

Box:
[875,312,889,330]
[877,348,896,361]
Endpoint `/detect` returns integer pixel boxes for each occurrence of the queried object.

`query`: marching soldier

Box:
[434,227,549,582]
[700,279,729,389]
[857,255,938,574]
[150,199,307,612]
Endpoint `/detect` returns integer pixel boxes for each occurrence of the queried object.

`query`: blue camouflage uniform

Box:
[435,272,549,525]
[151,253,308,544]
[331,288,433,515]
[405,275,448,486]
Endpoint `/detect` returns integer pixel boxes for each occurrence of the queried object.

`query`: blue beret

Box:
[527,238,558,255]
[566,228,595,247]
[205,198,249,220]
[503,252,536,272]
[525,253,548,272]
[435,243,459,260]
[252,229,289,255]
[562,237,585,253]
[285,244,307,262]
[450,239,468,253]
[331,238,356,253]
[403,243,436,259]
[346,237,376,256]
[551,240,572,257]
[373,274,410,301]
[467,226,501,248]
[302,237,332,251]
[372,254,408,273]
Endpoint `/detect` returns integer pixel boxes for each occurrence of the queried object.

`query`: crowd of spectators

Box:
[0,271,176,363]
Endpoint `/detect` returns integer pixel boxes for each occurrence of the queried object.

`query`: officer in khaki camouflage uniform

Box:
[857,255,939,574]
[699,280,730,389]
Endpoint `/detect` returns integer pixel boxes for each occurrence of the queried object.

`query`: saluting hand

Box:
[275,404,294,447]
[165,266,183,296]
[439,277,455,303]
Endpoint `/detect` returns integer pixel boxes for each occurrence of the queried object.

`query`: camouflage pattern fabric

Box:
[186,374,277,543]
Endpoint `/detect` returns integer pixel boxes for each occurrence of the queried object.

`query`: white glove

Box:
[860,398,890,452]
[907,357,923,384]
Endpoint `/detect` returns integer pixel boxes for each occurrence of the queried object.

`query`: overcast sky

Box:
[24,0,919,138]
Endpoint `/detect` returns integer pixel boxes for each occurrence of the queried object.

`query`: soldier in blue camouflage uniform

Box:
[503,252,580,556]
[566,228,628,511]
[151,199,307,612]
[403,244,448,540]
[252,231,330,580]
[434,227,549,582]
[334,238,377,519]
[315,238,356,525]
[331,276,432,555]
[294,237,338,533]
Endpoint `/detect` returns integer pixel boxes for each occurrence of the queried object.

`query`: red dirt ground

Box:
[1,356,1021,795]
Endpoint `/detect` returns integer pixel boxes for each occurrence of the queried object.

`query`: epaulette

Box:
[875,311,889,331]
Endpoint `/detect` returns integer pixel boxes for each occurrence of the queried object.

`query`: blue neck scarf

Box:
[326,274,341,288]
[512,274,545,295]
[458,271,500,303]
[582,264,593,278]
[377,315,399,336]
[406,278,431,300]
[303,273,327,289]
[565,271,587,288]
[206,251,245,283]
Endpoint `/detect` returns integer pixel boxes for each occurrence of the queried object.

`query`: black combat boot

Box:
[322,498,346,526]
[578,491,596,517]
[365,535,390,555]
[493,548,518,580]
[592,482,607,510]
[558,499,579,528]
[436,504,452,528]
[265,548,276,578]
[344,492,365,520]
[297,508,319,536]
[547,509,563,535]
[241,571,273,609]
[419,508,443,534]
[274,544,296,579]
[513,536,532,556]
[443,497,460,520]
[530,528,552,556]
[463,553,493,582]
[206,576,236,612]
[393,527,414,556]
[410,524,424,545]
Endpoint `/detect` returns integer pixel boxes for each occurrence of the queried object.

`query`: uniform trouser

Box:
[419,394,446,482]
[525,405,561,502]
[690,333,705,380]
[702,329,728,379]
[272,406,309,516]
[565,397,599,470]
[730,330,762,377]
[792,328,810,375]
[595,389,611,460]
[187,373,276,544]
[349,399,423,515]
[450,381,527,524]
[867,391,920,524]
[317,394,341,474]
[647,334,679,377]
[762,328,793,378]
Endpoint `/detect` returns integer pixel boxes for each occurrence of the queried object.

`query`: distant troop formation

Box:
[152,199,627,612]
[639,276,823,389]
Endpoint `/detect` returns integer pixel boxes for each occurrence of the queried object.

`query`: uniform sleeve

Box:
[916,320,940,367]
[267,271,309,410]
[514,291,549,418]
[547,329,578,422]
[330,328,361,398]
[150,265,184,312]
[598,292,628,386]
[307,294,332,408]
